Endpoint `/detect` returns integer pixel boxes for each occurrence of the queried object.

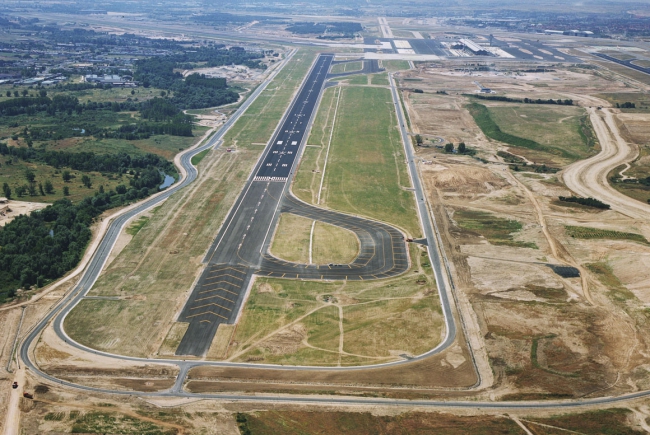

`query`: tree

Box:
[81,174,92,188]
[444,143,454,153]
[21,89,28,97]
[2,182,11,199]
[38,182,45,196]
[15,185,26,197]
[115,184,127,194]
[13,91,18,97]
[458,142,466,154]
[39,89,47,98]
[415,134,423,146]
[98,185,104,194]
[5,90,10,97]
[27,183,37,196]
[63,186,70,196]
[24,169,35,183]
[62,170,72,182]
[44,179,54,194]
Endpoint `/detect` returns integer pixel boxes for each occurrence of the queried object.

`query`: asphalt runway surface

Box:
[498,38,580,63]
[175,53,408,356]
[593,52,650,76]
[406,38,448,56]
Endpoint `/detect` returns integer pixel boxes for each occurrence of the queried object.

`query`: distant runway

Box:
[175,54,409,356]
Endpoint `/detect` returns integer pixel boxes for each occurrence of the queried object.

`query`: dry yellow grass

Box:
[269,213,312,263]
[312,221,359,264]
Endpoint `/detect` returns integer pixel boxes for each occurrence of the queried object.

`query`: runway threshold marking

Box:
[203,280,242,288]
[205,274,245,283]
[199,287,239,296]
[191,302,231,311]
[195,294,235,303]
[186,311,228,320]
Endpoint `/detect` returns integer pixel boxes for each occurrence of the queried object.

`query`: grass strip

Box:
[565,225,649,245]
[190,149,210,166]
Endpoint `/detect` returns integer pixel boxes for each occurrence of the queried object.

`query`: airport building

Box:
[459,38,490,56]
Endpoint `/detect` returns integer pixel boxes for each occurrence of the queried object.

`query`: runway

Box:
[175,53,409,356]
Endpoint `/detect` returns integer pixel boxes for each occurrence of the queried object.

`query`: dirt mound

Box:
[424,165,507,193]
[258,283,275,293]
[260,323,306,355]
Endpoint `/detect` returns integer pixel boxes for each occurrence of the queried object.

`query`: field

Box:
[330,61,363,74]
[597,92,650,112]
[370,72,390,86]
[381,59,411,71]
[62,50,320,357]
[467,102,595,165]
[300,85,420,236]
[238,409,645,435]
[454,209,538,249]
[222,244,442,366]
[270,213,359,264]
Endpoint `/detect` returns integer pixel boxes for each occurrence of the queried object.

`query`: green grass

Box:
[370,73,389,86]
[345,74,369,85]
[126,216,149,236]
[596,92,650,112]
[190,149,210,166]
[293,86,339,204]
[565,225,649,245]
[381,60,410,71]
[454,209,537,249]
[330,61,363,74]
[319,86,419,235]
[467,102,591,162]
[586,262,635,301]
[228,244,441,366]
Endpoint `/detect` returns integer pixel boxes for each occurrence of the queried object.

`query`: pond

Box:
[159,174,175,190]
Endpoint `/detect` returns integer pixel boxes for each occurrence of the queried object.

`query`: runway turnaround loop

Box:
[175,54,410,356]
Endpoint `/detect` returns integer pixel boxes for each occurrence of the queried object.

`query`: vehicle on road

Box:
[12,382,18,389]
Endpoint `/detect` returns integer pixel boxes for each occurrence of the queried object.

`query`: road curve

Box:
[563,108,650,220]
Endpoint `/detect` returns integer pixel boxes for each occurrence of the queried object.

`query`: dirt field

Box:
[0,199,48,227]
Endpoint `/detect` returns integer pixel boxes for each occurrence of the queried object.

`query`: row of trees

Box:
[558,196,610,209]
[470,94,573,106]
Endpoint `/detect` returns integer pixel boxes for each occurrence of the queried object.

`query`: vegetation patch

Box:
[559,195,609,209]
[586,262,635,301]
[526,409,645,435]
[320,86,419,235]
[565,225,648,244]
[126,216,149,236]
[190,149,210,166]
[467,102,592,162]
[70,412,174,435]
[454,209,537,249]
[270,213,312,263]
[244,411,523,435]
